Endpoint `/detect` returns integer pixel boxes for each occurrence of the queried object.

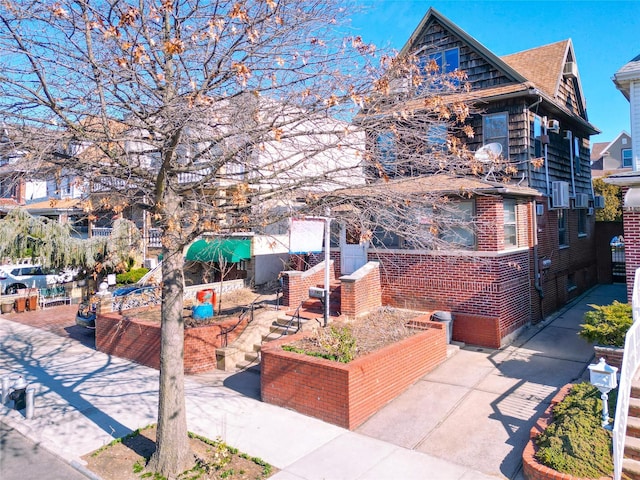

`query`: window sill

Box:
[578,233,587,238]
[559,244,570,250]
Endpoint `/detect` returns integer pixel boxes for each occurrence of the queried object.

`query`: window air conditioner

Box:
[551,181,570,209]
[563,62,577,79]
[547,119,560,133]
[574,193,589,209]
[594,195,606,209]
[587,207,594,216]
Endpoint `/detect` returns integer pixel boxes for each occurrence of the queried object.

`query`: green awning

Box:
[185,238,251,263]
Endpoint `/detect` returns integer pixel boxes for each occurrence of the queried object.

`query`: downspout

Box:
[525,94,544,303]
[544,117,550,197]
[565,130,576,197]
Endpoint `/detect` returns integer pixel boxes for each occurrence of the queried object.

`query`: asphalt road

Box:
[0,421,90,480]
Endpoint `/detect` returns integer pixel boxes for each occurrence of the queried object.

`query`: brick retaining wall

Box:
[261,315,447,429]
[96,310,248,374]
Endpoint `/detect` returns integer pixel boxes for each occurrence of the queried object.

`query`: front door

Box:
[340,226,367,275]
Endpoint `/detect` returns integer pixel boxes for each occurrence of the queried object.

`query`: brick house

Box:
[289,8,601,348]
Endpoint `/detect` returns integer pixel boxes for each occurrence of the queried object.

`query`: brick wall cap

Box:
[339,261,379,282]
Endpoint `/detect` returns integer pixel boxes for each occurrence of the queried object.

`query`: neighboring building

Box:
[591,131,633,177]
[317,8,601,348]
[614,54,640,171]
[604,54,640,300]
[0,126,88,233]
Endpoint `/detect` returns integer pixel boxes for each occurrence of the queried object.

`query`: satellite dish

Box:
[474,143,503,163]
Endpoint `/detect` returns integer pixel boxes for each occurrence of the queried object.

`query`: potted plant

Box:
[579,300,632,369]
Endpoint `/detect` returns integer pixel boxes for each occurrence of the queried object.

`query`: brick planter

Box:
[261,315,447,430]
[96,310,248,374]
[522,384,613,480]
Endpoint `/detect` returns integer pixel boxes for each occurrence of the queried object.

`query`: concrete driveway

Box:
[356,284,627,479]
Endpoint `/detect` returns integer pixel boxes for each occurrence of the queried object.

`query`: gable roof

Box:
[590,142,609,161]
[590,131,632,160]
[398,8,598,135]
[400,8,527,85]
[501,40,570,100]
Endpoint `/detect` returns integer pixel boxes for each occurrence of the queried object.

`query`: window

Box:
[438,200,475,249]
[558,209,568,247]
[574,136,581,174]
[623,149,633,168]
[421,47,459,74]
[578,209,587,237]
[418,47,460,91]
[483,112,509,159]
[375,131,397,175]
[533,115,543,158]
[427,122,447,150]
[504,198,517,248]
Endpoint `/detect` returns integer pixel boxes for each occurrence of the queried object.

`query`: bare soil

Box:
[82,425,275,480]
[285,307,426,359]
[122,288,274,327]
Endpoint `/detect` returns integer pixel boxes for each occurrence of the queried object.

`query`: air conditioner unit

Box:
[587,207,594,216]
[551,181,570,209]
[574,193,589,209]
[547,119,560,133]
[563,61,577,79]
[594,195,606,209]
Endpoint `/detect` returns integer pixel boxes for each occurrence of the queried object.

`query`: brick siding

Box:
[261,316,446,429]
[281,260,335,307]
[340,262,382,317]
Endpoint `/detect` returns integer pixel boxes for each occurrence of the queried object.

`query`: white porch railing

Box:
[90,226,162,248]
[613,267,640,480]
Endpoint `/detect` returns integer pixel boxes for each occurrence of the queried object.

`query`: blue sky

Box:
[349,0,640,145]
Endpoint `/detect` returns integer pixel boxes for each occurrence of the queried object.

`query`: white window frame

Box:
[503,198,518,249]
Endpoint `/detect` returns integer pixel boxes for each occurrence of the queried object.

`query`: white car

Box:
[0,264,63,294]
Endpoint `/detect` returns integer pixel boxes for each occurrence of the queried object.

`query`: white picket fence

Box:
[613,267,640,480]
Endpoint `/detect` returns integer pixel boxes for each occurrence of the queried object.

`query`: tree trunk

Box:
[148,247,192,476]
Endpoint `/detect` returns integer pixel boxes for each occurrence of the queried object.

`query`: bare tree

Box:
[0,1,504,476]
[0,1,375,476]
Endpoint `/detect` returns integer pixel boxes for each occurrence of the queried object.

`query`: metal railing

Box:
[613,267,640,480]
[217,296,262,347]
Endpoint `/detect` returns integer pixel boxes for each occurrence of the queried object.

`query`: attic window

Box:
[418,47,460,91]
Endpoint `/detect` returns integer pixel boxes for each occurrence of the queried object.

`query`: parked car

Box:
[0,264,61,294]
[75,284,157,329]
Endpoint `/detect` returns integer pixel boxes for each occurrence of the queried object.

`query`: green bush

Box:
[579,300,632,347]
[535,383,613,478]
[116,268,149,285]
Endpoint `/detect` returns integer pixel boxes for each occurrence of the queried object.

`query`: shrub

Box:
[116,268,149,285]
[579,300,632,347]
[535,383,613,478]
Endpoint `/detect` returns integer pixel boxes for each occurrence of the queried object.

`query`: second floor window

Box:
[427,122,447,150]
[574,136,581,174]
[375,131,397,175]
[483,112,509,159]
[623,148,632,168]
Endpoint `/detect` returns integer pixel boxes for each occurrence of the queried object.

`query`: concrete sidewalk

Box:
[0,283,627,480]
